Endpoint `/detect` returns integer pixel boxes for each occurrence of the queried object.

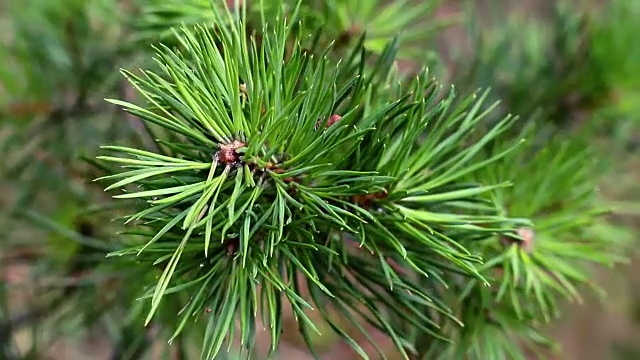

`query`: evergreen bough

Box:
[0,0,632,359]
[89,1,625,359]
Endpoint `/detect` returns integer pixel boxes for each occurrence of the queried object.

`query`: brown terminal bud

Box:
[225,238,239,256]
[327,114,342,127]
[217,140,246,165]
[516,227,535,253]
[226,0,243,9]
[315,114,342,130]
[501,227,535,254]
[336,23,362,47]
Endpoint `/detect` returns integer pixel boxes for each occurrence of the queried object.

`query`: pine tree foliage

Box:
[1,0,130,182]
[586,0,640,149]
[450,3,605,131]
[95,3,533,358]
[87,1,628,359]
[450,0,638,148]
[0,1,151,358]
[0,0,136,239]
[134,0,449,63]
[419,127,626,359]
[0,0,635,359]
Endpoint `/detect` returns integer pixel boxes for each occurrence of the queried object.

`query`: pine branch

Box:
[413,125,628,359]
[1,0,631,359]
[91,3,532,358]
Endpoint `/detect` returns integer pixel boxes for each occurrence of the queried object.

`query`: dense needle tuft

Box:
[89,1,627,359]
[0,0,633,359]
